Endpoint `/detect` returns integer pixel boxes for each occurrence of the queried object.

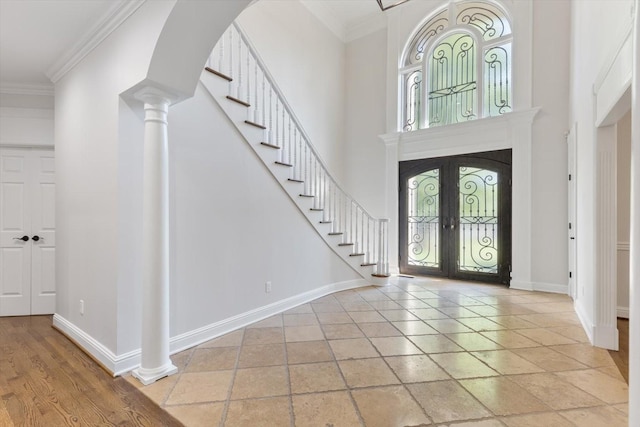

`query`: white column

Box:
[629,1,639,424]
[132,88,177,385]
[380,133,400,274]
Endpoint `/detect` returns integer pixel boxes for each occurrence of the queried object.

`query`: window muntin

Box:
[400,1,512,131]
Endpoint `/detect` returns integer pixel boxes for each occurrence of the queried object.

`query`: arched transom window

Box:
[400,1,512,131]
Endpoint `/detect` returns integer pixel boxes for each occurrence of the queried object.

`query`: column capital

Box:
[133,86,175,109]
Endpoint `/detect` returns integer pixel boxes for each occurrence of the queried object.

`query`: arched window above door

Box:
[400,1,513,131]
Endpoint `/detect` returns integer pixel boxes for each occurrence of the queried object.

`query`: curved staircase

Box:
[200,22,389,282]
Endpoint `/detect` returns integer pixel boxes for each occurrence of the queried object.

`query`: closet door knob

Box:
[13,235,29,242]
[32,235,40,242]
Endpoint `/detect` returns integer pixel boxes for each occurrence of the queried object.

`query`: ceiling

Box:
[0,0,382,93]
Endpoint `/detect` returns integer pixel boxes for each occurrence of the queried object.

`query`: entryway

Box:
[399,150,512,284]
[0,147,56,316]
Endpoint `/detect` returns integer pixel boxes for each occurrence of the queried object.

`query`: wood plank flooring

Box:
[0,315,181,427]
[609,318,630,383]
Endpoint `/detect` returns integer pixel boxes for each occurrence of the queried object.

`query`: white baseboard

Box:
[617,306,630,318]
[52,314,140,376]
[574,299,595,344]
[54,278,369,377]
[510,281,568,294]
[593,323,619,350]
[169,278,367,355]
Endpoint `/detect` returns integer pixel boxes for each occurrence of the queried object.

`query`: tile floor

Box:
[126,277,629,426]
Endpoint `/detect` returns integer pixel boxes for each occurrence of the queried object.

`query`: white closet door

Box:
[30,150,56,315]
[0,149,32,316]
[0,148,56,316]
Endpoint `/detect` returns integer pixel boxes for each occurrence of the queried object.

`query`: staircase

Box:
[200,22,389,281]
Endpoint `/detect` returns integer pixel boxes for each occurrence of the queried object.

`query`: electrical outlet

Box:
[265,281,272,293]
[80,300,84,315]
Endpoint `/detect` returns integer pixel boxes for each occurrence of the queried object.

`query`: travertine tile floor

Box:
[126,277,629,426]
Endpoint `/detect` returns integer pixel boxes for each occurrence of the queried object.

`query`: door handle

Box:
[32,235,41,242]
[13,235,29,242]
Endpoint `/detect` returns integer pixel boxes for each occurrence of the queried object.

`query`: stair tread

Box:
[204,67,232,81]
[299,194,314,198]
[328,232,343,235]
[275,161,293,167]
[260,142,280,149]
[361,263,377,267]
[338,243,355,246]
[226,95,250,107]
[288,178,304,183]
[349,253,365,257]
[310,208,323,211]
[372,274,391,278]
[245,120,267,129]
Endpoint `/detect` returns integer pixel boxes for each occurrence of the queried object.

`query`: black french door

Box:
[399,150,512,285]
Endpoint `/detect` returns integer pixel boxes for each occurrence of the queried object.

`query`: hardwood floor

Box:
[609,318,630,383]
[0,315,181,427]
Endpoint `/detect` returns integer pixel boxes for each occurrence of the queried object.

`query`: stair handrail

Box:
[230,22,375,222]
[208,21,389,276]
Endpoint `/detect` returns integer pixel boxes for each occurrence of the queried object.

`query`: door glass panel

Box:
[407,169,440,268]
[458,166,498,273]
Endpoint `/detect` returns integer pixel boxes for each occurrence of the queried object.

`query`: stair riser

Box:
[201,70,378,281]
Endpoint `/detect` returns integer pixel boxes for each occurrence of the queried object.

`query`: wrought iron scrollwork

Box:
[457,3,511,41]
[405,10,449,66]
[458,166,498,273]
[407,169,440,268]
[484,45,512,116]
[404,70,422,131]
[428,33,477,127]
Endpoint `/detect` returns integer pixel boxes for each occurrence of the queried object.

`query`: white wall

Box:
[530,0,571,289]
[54,0,362,369]
[344,29,388,218]
[617,110,632,318]
[54,0,175,355]
[237,1,348,183]
[168,82,360,336]
[569,0,635,342]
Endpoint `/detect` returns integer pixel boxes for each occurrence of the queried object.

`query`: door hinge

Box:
[569,174,572,181]
[569,222,572,230]
[569,271,572,278]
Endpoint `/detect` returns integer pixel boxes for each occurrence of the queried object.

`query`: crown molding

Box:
[46,0,146,83]
[0,83,54,96]
[300,0,387,43]
[345,12,387,42]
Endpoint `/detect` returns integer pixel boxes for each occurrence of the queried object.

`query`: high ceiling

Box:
[0,0,381,91]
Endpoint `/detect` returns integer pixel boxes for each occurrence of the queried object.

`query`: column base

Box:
[132,363,178,385]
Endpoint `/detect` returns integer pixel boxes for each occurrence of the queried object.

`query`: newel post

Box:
[132,87,178,385]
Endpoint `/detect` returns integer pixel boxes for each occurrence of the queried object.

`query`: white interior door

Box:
[30,151,56,314]
[0,148,55,316]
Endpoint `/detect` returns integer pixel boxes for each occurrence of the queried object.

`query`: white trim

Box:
[53,314,136,376]
[170,278,367,355]
[618,241,631,251]
[593,323,619,350]
[574,299,595,344]
[299,0,386,43]
[510,281,568,294]
[594,23,634,93]
[46,0,146,83]
[54,279,368,376]
[617,306,630,319]
[345,13,387,43]
[0,83,54,96]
